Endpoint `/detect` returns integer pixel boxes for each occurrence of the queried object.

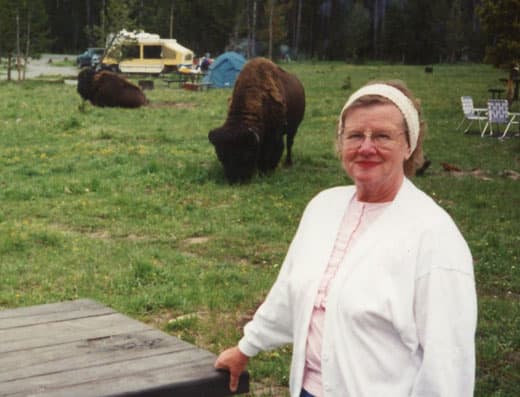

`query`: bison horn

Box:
[247,127,260,143]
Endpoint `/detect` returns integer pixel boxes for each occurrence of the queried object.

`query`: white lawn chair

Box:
[457,96,487,134]
[484,99,520,139]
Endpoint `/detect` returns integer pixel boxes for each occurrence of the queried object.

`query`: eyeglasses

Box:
[341,131,407,150]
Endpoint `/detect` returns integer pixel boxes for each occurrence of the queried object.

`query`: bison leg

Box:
[284,131,295,167]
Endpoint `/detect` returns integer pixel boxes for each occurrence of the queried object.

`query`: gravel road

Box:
[1,53,79,80]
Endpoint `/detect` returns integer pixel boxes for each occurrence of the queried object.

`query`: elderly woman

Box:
[215,81,477,397]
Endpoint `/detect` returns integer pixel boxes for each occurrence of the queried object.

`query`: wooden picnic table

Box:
[163,71,206,88]
[182,82,213,91]
[0,299,249,397]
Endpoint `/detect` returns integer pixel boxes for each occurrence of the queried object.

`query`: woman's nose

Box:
[357,136,377,152]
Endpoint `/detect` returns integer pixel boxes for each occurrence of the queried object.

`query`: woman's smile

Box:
[355,159,381,168]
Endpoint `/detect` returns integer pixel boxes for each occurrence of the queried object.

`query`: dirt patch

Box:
[47,223,155,242]
[441,163,520,181]
[249,382,290,397]
[146,101,196,109]
[441,164,493,181]
[182,236,211,245]
[500,169,520,180]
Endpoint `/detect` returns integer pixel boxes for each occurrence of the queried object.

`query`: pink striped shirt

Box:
[302,197,391,396]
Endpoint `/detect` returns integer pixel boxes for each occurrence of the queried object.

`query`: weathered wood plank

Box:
[1,347,249,397]
[3,367,249,397]
[0,305,115,330]
[0,300,248,397]
[0,329,191,382]
[2,347,211,393]
[0,313,150,353]
[0,299,109,321]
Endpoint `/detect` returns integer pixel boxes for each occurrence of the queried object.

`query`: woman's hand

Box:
[214,346,249,392]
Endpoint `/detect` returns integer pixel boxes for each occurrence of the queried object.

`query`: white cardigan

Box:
[238,179,477,397]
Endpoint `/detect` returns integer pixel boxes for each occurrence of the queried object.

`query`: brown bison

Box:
[208,57,305,184]
[77,68,147,108]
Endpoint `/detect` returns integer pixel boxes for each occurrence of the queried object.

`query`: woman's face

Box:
[340,102,410,201]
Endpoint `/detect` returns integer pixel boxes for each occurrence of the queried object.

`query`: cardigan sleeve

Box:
[238,255,295,356]
[411,218,477,396]
[238,197,315,357]
[238,186,351,358]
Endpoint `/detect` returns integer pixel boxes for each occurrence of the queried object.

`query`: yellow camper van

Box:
[101,30,194,74]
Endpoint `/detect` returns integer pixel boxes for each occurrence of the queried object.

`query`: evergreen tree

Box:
[381,0,410,63]
[22,0,51,55]
[406,0,431,63]
[89,0,138,48]
[0,0,18,79]
[44,0,84,51]
[478,0,520,66]
[446,0,465,62]
[343,1,371,61]
[0,0,50,80]
[0,0,492,64]
[258,0,289,59]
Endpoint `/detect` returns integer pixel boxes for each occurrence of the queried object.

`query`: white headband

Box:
[338,83,420,153]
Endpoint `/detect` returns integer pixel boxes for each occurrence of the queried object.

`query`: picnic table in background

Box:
[163,67,207,88]
[0,299,249,397]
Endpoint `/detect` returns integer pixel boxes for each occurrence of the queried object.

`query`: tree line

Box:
[0,0,518,69]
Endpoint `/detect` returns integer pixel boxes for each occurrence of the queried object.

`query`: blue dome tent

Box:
[203,52,246,88]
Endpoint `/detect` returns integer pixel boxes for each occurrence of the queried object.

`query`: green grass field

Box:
[0,62,518,396]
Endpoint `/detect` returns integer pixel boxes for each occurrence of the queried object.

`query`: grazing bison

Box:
[77,68,147,108]
[208,57,305,183]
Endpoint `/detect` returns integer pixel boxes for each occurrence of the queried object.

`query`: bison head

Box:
[77,67,97,102]
[208,125,261,184]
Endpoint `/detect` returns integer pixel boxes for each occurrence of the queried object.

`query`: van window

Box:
[122,45,140,59]
[143,45,162,59]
